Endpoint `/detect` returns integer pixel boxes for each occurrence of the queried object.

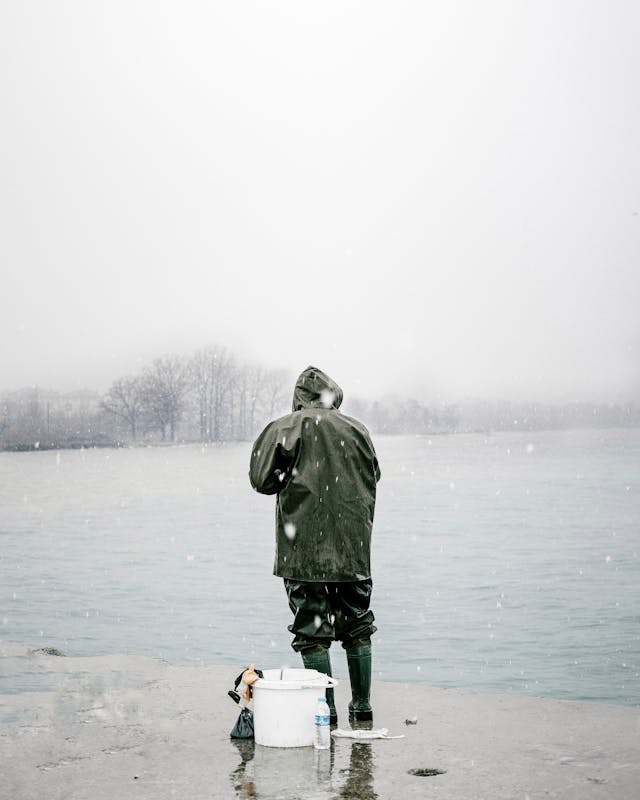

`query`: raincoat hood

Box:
[292,366,343,412]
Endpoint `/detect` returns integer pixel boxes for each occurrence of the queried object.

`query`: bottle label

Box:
[315,714,330,726]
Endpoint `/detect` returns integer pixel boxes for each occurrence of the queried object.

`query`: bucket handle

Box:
[300,676,339,689]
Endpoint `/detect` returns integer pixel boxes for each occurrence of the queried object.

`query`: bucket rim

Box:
[254,668,338,691]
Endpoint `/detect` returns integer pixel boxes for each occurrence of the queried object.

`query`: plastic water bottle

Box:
[314,696,331,750]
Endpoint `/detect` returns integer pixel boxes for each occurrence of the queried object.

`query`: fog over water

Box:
[2,2,639,403]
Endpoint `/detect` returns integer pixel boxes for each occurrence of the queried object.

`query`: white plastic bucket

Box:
[252,668,338,748]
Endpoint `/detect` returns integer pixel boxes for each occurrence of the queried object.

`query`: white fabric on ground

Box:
[331,727,404,740]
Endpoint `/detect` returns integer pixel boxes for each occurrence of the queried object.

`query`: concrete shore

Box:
[1,644,638,800]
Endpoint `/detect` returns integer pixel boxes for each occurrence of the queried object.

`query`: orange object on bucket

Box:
[241,663,260,700]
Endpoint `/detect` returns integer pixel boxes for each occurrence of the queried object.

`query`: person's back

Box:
[250,369,379,582]
[250,366,381,724]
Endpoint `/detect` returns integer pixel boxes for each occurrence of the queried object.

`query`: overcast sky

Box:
[2,1,639,404]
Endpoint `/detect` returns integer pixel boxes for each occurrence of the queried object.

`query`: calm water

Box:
[1,429,639,705]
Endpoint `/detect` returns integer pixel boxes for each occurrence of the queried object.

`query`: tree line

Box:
[101,347,290,443]
[0,346,291,448]
[2,345,638,450]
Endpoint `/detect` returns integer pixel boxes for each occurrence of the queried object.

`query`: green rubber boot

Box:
[347,643,373,722]
[301,646,337,725]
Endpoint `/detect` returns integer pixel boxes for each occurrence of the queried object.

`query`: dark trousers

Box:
[284,578,376,653]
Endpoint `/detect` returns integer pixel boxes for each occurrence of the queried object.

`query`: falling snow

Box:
[320,389,335,408]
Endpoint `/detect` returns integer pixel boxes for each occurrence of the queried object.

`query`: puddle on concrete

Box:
[230,739,379,799]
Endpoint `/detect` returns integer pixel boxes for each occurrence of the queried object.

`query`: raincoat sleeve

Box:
[249,419,300,495]
[373,451,381,483]
[366,430,381,483]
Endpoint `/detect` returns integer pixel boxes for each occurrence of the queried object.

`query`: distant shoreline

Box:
[0,441,123,452]
[2,425,640,453]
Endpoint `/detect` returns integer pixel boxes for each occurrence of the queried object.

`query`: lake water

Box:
[1,428,639,706]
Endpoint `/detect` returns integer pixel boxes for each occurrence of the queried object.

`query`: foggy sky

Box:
[2,1,639,404]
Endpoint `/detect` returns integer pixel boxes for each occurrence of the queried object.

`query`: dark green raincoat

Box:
[249,367,381,582]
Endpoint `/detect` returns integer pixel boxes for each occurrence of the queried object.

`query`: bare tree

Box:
[233,362,266,440]
[142,355,190,442]
[0,396,10,444]
[234,363,249,440]
[233,363,273,439]
[190,349,213,442]
[189,346,236,442]
[101,377,145,441]
[246,364,265,437]
[212,350,236,441]
[263,368,290,420]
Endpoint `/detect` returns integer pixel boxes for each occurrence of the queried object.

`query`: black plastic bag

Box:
[230,707,255,739]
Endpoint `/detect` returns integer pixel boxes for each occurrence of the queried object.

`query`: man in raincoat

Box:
[249,366,381,724]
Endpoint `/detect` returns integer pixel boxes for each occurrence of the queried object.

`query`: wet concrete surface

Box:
[1,644,639,799]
